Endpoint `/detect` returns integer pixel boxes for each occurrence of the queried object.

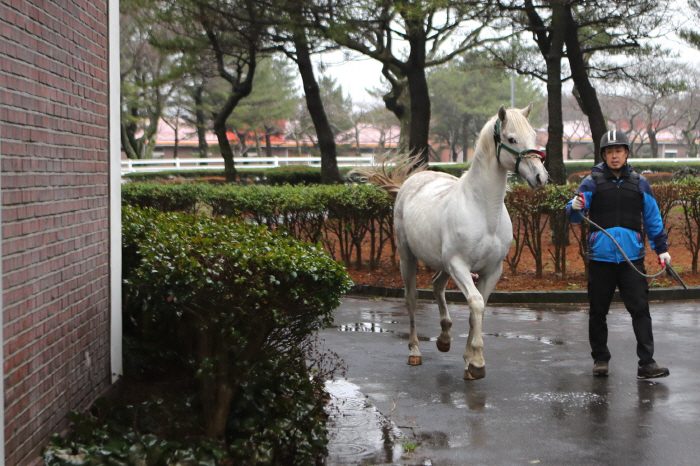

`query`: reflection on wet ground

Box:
[483,332,566,345]
[322,298,700,465]
[333,322,435,342]
[335,322,392,333]
[325,379,405,465]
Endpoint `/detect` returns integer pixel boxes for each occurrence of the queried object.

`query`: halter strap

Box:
[493,119,546,173]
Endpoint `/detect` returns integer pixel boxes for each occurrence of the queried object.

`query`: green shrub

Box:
[123,168,269,183]
[429,163,470,177]
[43,397,223,466]
[198,184,394,267]
[265,165,323,185]
[121,182,211,214]
[206,184,284,226]
[122,206,353,441]
[322,184,394,267]
[227,351,329,465]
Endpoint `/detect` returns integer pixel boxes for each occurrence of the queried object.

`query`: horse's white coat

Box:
[394,105,548,379]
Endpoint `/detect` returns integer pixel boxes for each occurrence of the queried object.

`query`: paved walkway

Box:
[322,297,700,466]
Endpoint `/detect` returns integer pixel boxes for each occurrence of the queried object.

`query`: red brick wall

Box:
[1,1,112,464]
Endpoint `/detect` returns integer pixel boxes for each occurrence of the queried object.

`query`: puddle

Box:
[524,391,605,407]
[336,322,392,333]
[334,322,434,342]
[482,332,566,345]
[325,379,405,465]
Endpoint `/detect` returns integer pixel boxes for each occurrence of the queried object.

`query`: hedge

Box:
[121,206,352,455]
[47,207,351,464]
[123,167,269,183]
[122,176,700,276]
[123,182,396,268]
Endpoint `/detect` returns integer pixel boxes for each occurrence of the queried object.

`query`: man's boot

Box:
[593,360,609,377]
[637,363,670,379]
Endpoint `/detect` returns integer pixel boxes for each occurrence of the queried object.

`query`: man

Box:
[566,130,671,379]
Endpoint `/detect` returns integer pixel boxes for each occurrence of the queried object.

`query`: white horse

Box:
[358,104,548,380]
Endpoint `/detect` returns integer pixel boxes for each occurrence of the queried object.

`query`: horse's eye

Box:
[508,137,516,144]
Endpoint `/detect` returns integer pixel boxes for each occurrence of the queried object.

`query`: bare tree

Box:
[612,60,687,157]
[120,0,180,159]
[561,94,592,159]
[676,67,700,157]
[310,0,506,167]
[596,91,645,156]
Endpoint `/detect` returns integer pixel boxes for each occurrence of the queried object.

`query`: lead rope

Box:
[579,215,667,279]
[549,181,667,279]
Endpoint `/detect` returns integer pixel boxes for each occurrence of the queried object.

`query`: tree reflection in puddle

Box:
[325,379,405,464]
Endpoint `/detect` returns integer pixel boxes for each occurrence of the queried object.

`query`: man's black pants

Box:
[587,259,655,366]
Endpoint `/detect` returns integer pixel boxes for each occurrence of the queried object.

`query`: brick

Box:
[1,1,113,464]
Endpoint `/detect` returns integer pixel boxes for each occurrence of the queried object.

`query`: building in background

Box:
[145,120,401,160]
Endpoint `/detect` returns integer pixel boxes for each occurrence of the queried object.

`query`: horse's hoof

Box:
[464,364,486,380]
[436,339,451,353]
[408,355,422,366]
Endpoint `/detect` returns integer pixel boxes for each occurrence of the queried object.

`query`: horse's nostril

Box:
[536,173,542,185]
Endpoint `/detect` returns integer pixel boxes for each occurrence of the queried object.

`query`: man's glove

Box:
[658,252,671,266]
[571,194,585,211]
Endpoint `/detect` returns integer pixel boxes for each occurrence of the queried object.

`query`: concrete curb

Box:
[348,284,700,304]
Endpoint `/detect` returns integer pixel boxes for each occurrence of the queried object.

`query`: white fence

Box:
[121,155,377,175]
[121,156,698,175]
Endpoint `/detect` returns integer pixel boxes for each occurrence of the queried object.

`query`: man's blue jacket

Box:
[565,162,668,263]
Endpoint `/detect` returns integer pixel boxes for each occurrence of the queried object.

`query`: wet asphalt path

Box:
[321,297,700,466]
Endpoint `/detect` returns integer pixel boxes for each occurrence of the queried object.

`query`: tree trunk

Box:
[126,107,141,158]
[121,121,139,160]
[545,3,568,275]
[647,122,658,157]
[172,113,180,159]
[462,115,470,162]
[253,128,263,157]
[563,5,607,165]
[683,129,700,157]
[293,31,342,184]
[544,5,566,186]
[382,76,411,154]
[193,84,209,158]
[204,335,234,440]
[264,124,274,158]
[201,15,256,182]
[213,116,237,182]
[406,28,431,167]
[210,72,255,182]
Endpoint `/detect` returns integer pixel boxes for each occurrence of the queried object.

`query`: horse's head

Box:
[494,103,548,189]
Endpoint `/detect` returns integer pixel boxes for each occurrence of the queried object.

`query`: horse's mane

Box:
[350,152,427,199]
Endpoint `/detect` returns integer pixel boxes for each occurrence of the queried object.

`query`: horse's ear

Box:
[522,102,534,119]
[498,105,507,122]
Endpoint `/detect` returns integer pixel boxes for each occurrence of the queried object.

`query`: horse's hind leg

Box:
[432,271,452,353]
[447,257,486,380]
[399,247,421,365]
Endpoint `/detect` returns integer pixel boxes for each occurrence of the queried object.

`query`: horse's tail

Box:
[350,153,427,199]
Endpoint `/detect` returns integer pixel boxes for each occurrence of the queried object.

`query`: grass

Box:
[402,440,419,453]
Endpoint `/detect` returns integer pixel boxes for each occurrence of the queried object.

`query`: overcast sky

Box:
[315,16,700,109]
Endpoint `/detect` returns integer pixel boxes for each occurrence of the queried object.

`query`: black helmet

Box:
[600,130,630,155]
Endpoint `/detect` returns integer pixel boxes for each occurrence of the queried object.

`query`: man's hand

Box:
[658,252,671,266]
[571,194,585,211]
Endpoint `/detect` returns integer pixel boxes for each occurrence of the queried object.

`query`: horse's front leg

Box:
[432,271,452,353]
[399,248,421,365]
[448,257,486,380]
[465,262,503,378]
